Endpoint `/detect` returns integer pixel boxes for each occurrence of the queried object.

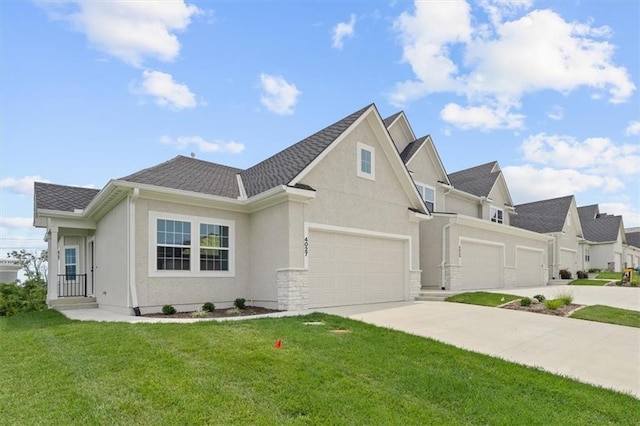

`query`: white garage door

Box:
[559,249,576,272]
[307,230,406,308]
[460,241,503,289]
[516,248,544,287]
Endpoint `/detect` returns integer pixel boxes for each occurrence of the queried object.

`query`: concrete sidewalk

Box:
[320,301,640,398]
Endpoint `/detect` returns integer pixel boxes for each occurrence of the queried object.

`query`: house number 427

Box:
[304,237,309,257]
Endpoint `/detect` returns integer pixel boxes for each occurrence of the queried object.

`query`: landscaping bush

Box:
[191,309,206,318]
[162,305,176,315]
[544,299,564,310]
[533,294,546,302]
[520,297,532,307]
[234,298,246,310]
[0,279,47,317]
[576,271,588,279]
[202,302,215,312]
[555,290,574,305]
[559,269,572,279]
[588,268,600,273]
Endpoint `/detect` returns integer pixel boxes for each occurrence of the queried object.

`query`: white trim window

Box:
[415,182,435,212]
[357,142,375,180]
[490,206,504,224]
[149,211,235,277]
[64,246,78,279]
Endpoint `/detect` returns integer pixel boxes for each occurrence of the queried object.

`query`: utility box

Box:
[622,268,634,284]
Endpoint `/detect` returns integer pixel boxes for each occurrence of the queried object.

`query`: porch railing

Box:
[57,274,88,297]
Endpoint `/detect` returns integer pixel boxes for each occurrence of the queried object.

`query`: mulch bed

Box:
[500,300,584,317]
[144,306,281,319]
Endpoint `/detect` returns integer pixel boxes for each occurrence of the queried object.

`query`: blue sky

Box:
[1,0,639,258]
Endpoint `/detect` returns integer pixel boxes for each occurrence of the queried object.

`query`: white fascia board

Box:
[437,213,554,242]
[38,212,96,230]
[409,210,431,223]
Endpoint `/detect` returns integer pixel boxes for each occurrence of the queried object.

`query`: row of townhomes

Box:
[33,104,640,315]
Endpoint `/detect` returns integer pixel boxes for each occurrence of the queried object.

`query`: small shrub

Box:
[162,304,176,315]
[588,268,600,273]
[226,306,241,316]
[520,297,532,307]
[191,309,206,318]
[533,294,546,302]
[202,302,215,312]
[234,298,246,310]
[544,299,564,310]
[576,271,588,279]
[554,290,574,305]
[559,269,572,279]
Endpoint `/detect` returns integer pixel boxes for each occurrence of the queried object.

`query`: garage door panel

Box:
[461,241,502,290]
[516,249,543,287]
[307,230,406,308]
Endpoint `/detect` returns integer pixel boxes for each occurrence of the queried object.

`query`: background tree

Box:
[8,249,48,284]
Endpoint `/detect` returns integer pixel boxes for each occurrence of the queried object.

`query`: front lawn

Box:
[597,272,640,285]
[2,310,638,424]
[445,291,521,306]
[570,305,640,328]
[569,279,608,286]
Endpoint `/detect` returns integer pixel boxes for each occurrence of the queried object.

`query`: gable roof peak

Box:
[382,111,403,128]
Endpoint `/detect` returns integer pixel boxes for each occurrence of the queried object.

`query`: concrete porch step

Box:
[50,297,98,311]
[415,290,460,302]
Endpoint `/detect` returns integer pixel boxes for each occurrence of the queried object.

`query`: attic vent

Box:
[73,209,84,214]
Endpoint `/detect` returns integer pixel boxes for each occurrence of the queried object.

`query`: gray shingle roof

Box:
[626,231,640,249]
[578,204,599,223]
[34,182,100,212]
[382,111,402,128]
[240,104,372,197]
[119,156,243,199]
[448,161,499,198]
[399,136,427,164]
[511,195,574,234]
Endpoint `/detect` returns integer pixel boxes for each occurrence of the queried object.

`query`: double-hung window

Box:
[150,212,234,277]
[357,142,375,180]
[64,247,77,279]
[415,183,435,212]
[200,224,229,271]
[490,206,504,224]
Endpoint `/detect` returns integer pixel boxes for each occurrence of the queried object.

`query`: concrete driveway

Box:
[319,299,640,399]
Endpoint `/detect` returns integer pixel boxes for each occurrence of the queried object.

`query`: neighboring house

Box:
[0,259,21,283]
[384,113,552,291]
[624,228,640,269]
[511,195,584,279]
[578,205,627,271]
[34,104,430,315]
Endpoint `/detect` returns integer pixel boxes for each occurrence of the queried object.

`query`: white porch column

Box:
[47,226,59,303]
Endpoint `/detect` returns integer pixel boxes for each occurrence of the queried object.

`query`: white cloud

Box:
[625,121,640,136]
[0,217,33,229]
[521,133,640,175]
[160,136,244,154]
[0,176,49,196]
[259,73,301,115]
[391,1,635,125]
[332,14,356,49]
[503,165,624,203]
[600,202,640,228]
[45,0,200,67]
[547,105,564,121]
[133,70,198,110]
[440,102,525,130]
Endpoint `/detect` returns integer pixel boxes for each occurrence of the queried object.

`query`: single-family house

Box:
[624,228,640,269]
[578,205,626,271]
[34,104,430,315]
[383,113,553,291]
[511,195,584,279]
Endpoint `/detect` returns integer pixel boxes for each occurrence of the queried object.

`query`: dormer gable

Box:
[382,111,416,154]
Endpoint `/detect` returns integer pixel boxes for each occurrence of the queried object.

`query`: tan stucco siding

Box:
[446,194,479,217]
[133,197,250,312]
[299,117,421,268]
[406,150,445,212]
[95,199,129,311]
[248,201,291,308]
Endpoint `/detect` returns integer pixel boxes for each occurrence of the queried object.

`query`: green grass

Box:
[445,291,521,306]
[597,272,640,285]
[569,279,609,286]
[2,310,639,425]
[570,305,640,328]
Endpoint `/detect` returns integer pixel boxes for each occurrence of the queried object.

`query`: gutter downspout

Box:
[129,188,141,315]
[441,221,452,290]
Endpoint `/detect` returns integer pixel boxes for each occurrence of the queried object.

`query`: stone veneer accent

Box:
[276,268,309,311]
[409,270,422,299]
